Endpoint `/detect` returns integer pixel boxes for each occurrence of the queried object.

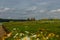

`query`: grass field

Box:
[3,20,60,40]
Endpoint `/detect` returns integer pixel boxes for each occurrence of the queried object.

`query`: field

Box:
[3,20,60,40]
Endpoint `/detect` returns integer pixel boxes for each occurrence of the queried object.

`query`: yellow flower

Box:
[48,33,55,37]
[56,35,59,38]
[42,36,47,40]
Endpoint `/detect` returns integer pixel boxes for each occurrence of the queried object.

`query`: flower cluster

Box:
[6,28,60,40]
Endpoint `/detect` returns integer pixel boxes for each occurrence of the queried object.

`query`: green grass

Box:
[3,20,60,40]
[3,20,60,34]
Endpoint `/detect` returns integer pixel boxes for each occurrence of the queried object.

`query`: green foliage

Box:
[3,20,60,33]
[3,20,60,40]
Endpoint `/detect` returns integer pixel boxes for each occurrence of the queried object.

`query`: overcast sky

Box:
[0,0,60,19]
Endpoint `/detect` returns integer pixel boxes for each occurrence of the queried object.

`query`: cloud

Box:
[46,8,60,19]
[40,10,46,13]
[40,2,48,5]
[47,9,60,15]
[57,9,60,12]
[0,8,15,12]
[50,9,60,13]
[26,6,37,11]
[50,10,56,12]
[0,8,9,12]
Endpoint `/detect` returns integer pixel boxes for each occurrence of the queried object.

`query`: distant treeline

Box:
[0,18,35,22]
[0,18,60,22]
[0,19,27,22]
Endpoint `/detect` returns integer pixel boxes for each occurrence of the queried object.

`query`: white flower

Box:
[41,32,43,34]
[13,33,19,38]
[46,37,49,39]
[22,36,30,40]
[36,38,40,40]
[13,35,16,38]
[20,33,24,36]
[16,33,19,35]
[31,35,36,38]
[13,28,16,30]
[25,31,29,34]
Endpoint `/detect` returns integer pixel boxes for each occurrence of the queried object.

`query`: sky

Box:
[0,0,60,19]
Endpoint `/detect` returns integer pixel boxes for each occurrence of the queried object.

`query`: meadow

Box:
[3,19,60,40]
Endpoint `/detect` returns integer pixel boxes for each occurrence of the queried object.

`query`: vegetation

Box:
[2,19,60,40]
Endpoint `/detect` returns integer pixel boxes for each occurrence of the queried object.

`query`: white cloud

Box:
[50,9,60,13]
[7,17,11,19]
[47,9,60,18]
[40,10,45,13]
[4,8,10,10]
[0,8,15,12]
[26,6,37,11]
[40,2,48,5]
[57,9,60,11]
[36,2,48,6]
[50,10,57,12]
